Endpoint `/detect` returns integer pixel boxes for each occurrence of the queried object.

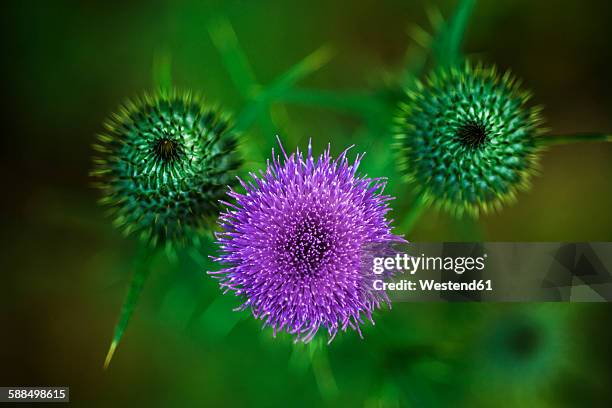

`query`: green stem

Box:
[234,46,335,133]
[207,17,259,99]
[538,133,612,146]
[152,50,172,91]
[309,343,338,401]
[181,247,245,342]
[187,295,244,341]
[399,193,428,234]
[277,88,386,118]
[433,0,477,66]
[104,246,153,369]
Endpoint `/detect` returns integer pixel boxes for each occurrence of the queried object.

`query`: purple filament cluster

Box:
[211,138,403,343]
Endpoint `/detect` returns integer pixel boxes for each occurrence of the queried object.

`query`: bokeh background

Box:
[2,0,612,406]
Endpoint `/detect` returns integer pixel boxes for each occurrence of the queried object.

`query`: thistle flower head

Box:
[92,90,241,247]
[395,62,545,216]
[211,139,403,343]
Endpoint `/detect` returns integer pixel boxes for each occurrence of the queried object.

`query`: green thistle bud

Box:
[92,90,241,247]
[394,62,545,216]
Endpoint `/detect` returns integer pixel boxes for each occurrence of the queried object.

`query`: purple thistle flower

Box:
[210,138,403,343]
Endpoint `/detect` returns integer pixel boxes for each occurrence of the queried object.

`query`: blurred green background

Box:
[2,0,612,406]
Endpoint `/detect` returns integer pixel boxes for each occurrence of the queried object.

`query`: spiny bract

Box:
[395,62,545,216]
[211,139,403,343]
[92,90,241,247]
